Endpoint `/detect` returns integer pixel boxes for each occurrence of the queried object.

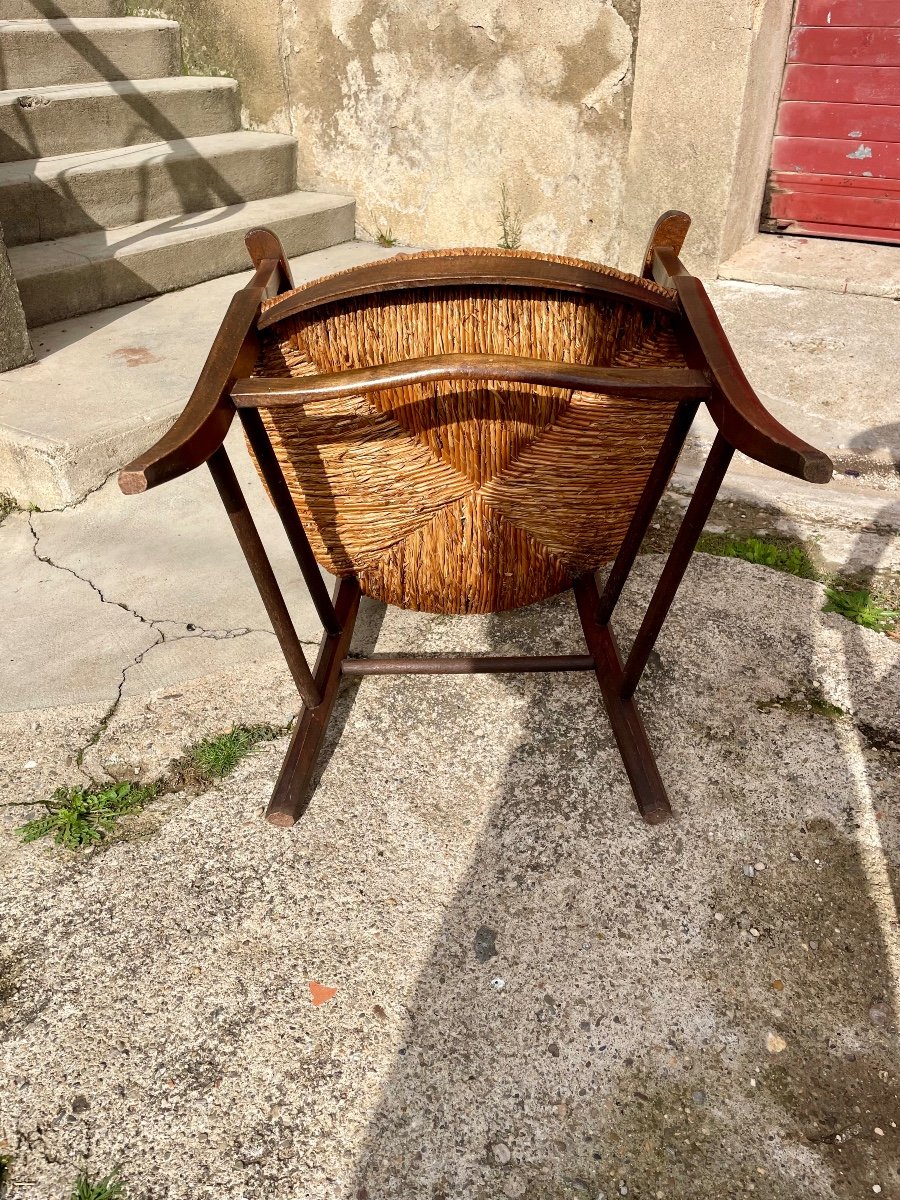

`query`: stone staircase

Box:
[0,0,355,327]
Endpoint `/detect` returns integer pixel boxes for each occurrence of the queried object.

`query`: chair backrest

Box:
[251,247,686,615]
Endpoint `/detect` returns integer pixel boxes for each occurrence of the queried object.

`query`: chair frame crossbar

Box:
[119,214,832,830]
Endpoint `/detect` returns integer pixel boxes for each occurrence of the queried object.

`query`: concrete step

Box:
[0,239,396,508]
[0,77,240,163]
[0,0,122,14]
[0,18,180,89]
[9,189,355,326]
[0,131,298,246]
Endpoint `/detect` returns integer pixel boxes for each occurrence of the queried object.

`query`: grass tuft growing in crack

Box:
[13,782,157,850]
[375,226,398,247]
[13,722,293,852]
[0,1152,12,1193]
[498,182,523,250]
[186,723,284,782]
[0,492,18,525]
[696,532,819,580]
[70,1168,127,1200]
[823,585,899,635]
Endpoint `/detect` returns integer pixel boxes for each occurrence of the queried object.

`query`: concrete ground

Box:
[0,244,898,1199]
[1,559,898,1200]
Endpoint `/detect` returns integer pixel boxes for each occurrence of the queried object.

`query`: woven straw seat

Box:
[120,214,832,829]
[252,247,684,615]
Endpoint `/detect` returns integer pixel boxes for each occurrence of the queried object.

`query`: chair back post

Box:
[246,227,295,298]
[206,443,323,710]
[620,432,735,698]
[239,407,342,636]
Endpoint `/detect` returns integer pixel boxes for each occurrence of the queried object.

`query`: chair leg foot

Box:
[264,578,361,828]
[573,574,673,825]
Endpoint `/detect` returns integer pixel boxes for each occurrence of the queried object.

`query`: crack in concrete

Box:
[26,516,318,764]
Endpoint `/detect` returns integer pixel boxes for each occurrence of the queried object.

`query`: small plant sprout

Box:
[498,182,523,250]
[13,781,156,849]
[823,585,899,634]
[70,1168,127,1200]
[375,227,398,247]
[696,533,819,580]
[0,1153,12,1191]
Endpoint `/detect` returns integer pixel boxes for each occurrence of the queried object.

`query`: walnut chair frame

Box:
[119,212,832,829]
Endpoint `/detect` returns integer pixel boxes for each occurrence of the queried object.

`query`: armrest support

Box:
[118,233,293,495]
[118,284,263,495]
[652,247,833,485]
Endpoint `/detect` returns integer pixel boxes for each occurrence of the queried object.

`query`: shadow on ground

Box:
[343,497,900,1200]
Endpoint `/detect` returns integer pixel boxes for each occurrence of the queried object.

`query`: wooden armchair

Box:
[119,212,832,828]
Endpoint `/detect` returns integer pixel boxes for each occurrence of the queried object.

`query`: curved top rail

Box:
[257,251,679,330]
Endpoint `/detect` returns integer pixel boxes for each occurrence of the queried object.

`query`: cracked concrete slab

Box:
[0,555,898,1199]
[7,427,327,715]
[0,510,159,713]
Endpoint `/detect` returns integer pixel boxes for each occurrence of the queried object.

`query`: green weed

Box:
[823,585,899,634]
[187,723,282,781]
[696,532,819,580]
[0,1153,11,1191]
[70,1168,127,1200]
[757,689,846,719]
[0,493,18,525]
[14,781,156,850]
[375,227,398,247]
[498,182,523,251]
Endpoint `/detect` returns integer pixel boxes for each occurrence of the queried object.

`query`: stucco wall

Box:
[135,0,638,263]
[131,0,788,272]
[282,1,638,261]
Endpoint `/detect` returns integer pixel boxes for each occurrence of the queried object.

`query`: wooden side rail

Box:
[232,358,711,406]
[651,246,833,485]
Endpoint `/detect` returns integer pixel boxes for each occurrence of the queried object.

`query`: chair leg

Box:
[573,574,672,825]
[265,577,361,828]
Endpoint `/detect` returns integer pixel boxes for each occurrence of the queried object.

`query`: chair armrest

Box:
[118,283,263,495]
[652,247,833,485]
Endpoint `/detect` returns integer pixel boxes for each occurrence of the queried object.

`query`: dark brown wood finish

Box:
[652,246,833,484]
[621,432,735,698]
[232,359,710,406]
[117,219,836,833]
[266,577,361,828]
[342,654,595,675]
[573,573,672,825]
[239,407,341,637]
[596,400,700,626]
[206,445,321,711]
[640,209,692,279]
[118,285,262,495]
[257,250,680,330]
[245,226,295,298]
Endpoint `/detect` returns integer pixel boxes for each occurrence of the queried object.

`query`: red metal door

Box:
[765,0,900,243]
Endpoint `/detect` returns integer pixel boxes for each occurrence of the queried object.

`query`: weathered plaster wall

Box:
[127,0,786,272]
[126,0,290,129]
[619,0,792,275]
[280,1,638,260]
[136,0,638,262]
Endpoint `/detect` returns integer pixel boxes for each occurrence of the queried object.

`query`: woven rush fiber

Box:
[250,247,686,615]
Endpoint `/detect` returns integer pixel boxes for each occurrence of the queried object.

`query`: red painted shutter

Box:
[765,0,900,243]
